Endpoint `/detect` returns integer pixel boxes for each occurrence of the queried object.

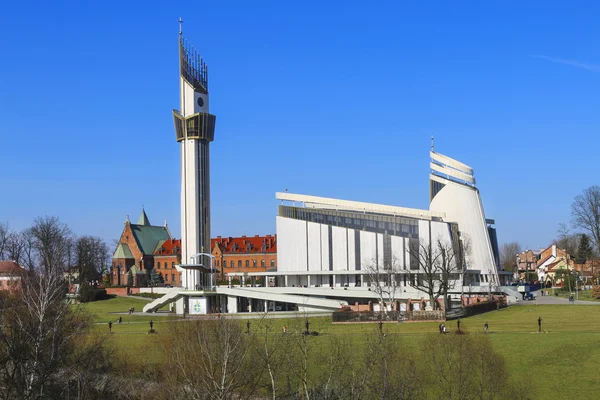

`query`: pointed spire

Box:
[125,214,130,224]
[138,209,151,226]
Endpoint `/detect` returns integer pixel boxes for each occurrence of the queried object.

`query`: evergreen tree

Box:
[150,268,163,286]
[576,234,593,264]
[127,269,134,287]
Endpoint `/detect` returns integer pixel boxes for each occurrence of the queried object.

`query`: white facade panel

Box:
[347,229,356,271]
[430,179,498,283]
[332,226,348,271]
[418,220,430,247]
[377,233,384,268]
[391,235,405,268]
[431,220,452,246]
[360,231,377,268]
[307,222,322,272]
[321,224,330,271]
[276,216,308,272]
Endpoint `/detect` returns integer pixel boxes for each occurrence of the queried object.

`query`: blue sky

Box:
[1,1,599,249]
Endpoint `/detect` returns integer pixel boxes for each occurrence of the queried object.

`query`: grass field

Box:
[555,289,600,302]
[81,297,600,399]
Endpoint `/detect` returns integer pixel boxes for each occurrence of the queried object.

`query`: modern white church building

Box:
[143,28,512,316]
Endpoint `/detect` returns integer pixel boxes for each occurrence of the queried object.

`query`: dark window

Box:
[157,262,161,269]
[271,260,275,268]
[172,274,175,282]
[172,262,175,269]
[238,260,242,268]
[261,260,265,267]
[165,274,169,282]
[253,260,257,268]
[245,260,249,268]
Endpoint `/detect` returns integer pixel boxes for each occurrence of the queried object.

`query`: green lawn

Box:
[555,289,600,302]
[82,297,600,399]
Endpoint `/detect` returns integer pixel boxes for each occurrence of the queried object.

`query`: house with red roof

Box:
[0,260,27,290]
[211,235,277,280]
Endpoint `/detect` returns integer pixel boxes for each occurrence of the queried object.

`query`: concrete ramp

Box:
[500,286,521,304]
[216,287,347,311]
[143,288,183,313]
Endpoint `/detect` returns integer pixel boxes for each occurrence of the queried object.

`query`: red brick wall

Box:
[221,253,277,276]
[106,287,129,296]
[154,255,182,286]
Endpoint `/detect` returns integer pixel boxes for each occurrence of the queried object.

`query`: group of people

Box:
[438,323,447,334]
[128,307,135,314]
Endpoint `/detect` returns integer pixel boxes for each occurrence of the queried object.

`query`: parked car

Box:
[523,292,535,301]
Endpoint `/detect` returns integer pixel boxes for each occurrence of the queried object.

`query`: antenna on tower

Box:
[430,136,435,152]
[178,17,183,36]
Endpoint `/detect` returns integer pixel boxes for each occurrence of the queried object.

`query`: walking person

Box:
[484,322,489,334]
[538,316,542,333]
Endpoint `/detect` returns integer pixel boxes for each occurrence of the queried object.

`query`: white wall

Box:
[430,180,498,282]
[391,235,405,268]
[276,216,307,272]
[360,231,377,268]
[307,222,322,271]
[321,224,330,271]
[332,226,348,271]
[347,229,356,270]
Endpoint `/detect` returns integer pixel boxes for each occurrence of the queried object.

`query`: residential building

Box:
[153,238,182,287]
[0,261,26,290]
[211,235,277,279]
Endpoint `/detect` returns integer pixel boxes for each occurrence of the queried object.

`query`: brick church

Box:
[110,210,277,287]
[110,210,181,287]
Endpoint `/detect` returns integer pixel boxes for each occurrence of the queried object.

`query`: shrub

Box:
[591,286,600,299]
[78,285,108,303]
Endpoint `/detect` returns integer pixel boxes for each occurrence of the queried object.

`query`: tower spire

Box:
[179,17,183,36]
[431,136,435,152]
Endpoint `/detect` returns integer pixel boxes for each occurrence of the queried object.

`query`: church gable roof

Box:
[138,209,151,226]
[130,224,171,255]
[112,243,134,259]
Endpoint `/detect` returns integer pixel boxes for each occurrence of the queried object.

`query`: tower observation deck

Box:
[173,34,216,291]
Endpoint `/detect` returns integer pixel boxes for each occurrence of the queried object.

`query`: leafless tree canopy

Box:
[364,256,403,314]
[75,236,110,281]
[406,237,461,311]
[162,319,260,400]
[421,334,517,400]
[552,222,580,257]
[499,242,521,272]
[571,185,600,252]
[0,259,110,399]
[0,223,8,259]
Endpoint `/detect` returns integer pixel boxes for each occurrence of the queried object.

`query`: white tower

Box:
[172,26,216,290]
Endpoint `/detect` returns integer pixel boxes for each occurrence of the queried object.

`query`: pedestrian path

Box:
[525,291,600,305]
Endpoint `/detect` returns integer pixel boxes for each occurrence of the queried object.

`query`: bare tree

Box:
[406,237,460,311]
[421,334,513,400]
[0,245,107,399]
[363,334,424,400]
[571,185,600,252]
[0,222,8,259]
[163,318,259,400]
[254,317,288,400]
[364,255,404,315]
[4,231,25,266]
[28,216,73,275]
[499,242,522,272]
[75,236,110,282]
[553,222,579,256]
